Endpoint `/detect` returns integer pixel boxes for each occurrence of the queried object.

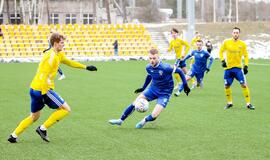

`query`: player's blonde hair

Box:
[149,48,159,55]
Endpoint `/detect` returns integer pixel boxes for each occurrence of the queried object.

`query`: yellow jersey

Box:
[30,49,86,94]
[191,37,201,50]
[219,38,248,70]
[168,38,190,59]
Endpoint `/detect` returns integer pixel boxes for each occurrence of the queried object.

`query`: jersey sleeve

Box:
[41,55,55,94]
[61,54,86,69]
[242,42,249,66]
[219,40,226,61]
[167,41,173,52]
[205,51,210,58]
[163,64,173,73]
[182,40,190,56]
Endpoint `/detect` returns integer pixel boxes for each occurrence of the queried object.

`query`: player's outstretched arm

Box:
[61,55,97,71]
[134,74,152,94]
[174,67,190,96]
[242,43,249,75]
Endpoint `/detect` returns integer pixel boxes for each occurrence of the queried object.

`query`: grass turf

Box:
[0,59,270,160]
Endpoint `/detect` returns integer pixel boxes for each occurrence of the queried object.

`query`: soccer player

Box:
[219,27,255,110]
[205,40,213,53]
[175,39,213,96]
[8,33,97,143]
[167,28,190,89]
[43,30,66,80]
[108,48,190,129]
[190,32,202,89]
[191,31,201,49]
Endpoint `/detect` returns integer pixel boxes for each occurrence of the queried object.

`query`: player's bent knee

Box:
[60,102,71,112]
[224,85,230,89]
[241,84,247,88]
[151,104,164,118]
[31,112,40,122]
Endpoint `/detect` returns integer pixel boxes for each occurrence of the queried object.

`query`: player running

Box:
[8,33,97,143]
[219,27,255,110]
[174,39,213,96]
[167,28,190,90]
[108,48,190,129]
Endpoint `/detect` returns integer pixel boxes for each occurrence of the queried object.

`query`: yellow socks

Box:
[13,116,33,137]
[225,87,233,104]
[242,87,251,105]
[43,109,69,129]
[174,73,181,84]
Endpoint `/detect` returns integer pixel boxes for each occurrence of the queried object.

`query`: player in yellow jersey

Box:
[167,28,190,90]
[8,33,97,143]
[219,27,255,110]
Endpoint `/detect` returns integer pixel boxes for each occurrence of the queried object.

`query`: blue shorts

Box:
[178,61,187,68]
[224,67,246,86]
[188,70,205,84]
[30,88,65,113]
[142,88,172,108]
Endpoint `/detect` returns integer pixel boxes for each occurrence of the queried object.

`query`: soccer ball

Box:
[135,98,149,113]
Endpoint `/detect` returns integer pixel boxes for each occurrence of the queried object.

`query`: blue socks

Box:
[120,104,135,121]
[145,115,156,122]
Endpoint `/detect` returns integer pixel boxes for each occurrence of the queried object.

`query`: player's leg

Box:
[136,104,164,129]
[109,89,155,126]
[8,89,44,143]
[224,69,234,109]
[189,60,196,89]
[236,69,255,110]
[174,70,193,96]
[136,95,169,129]
[195,72,204,88]
[58,68,66,80]
[174,61,187,90]
[36,90,69,142]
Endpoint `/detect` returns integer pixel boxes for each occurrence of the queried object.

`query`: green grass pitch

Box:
[0,59,270,160]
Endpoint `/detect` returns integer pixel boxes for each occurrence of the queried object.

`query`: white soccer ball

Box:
[135,98,149,113]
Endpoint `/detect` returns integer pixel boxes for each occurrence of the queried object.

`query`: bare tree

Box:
[6,0,10,24]
[136,1,163,22]
[92,0,96,23]
[105,0,111,23]
[45,0,50,24]
[0,0,4,14]
[122,0,128,23]
[20,0,26,24]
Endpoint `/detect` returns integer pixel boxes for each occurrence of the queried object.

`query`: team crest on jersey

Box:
[200,54,204,57]
[159,70,163,76]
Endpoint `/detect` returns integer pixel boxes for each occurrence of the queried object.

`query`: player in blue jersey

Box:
[175,39,213,96]
[108,48,190,129]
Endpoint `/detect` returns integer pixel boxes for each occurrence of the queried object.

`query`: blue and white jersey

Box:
[146,61,174,93]
[190,50,212,73]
